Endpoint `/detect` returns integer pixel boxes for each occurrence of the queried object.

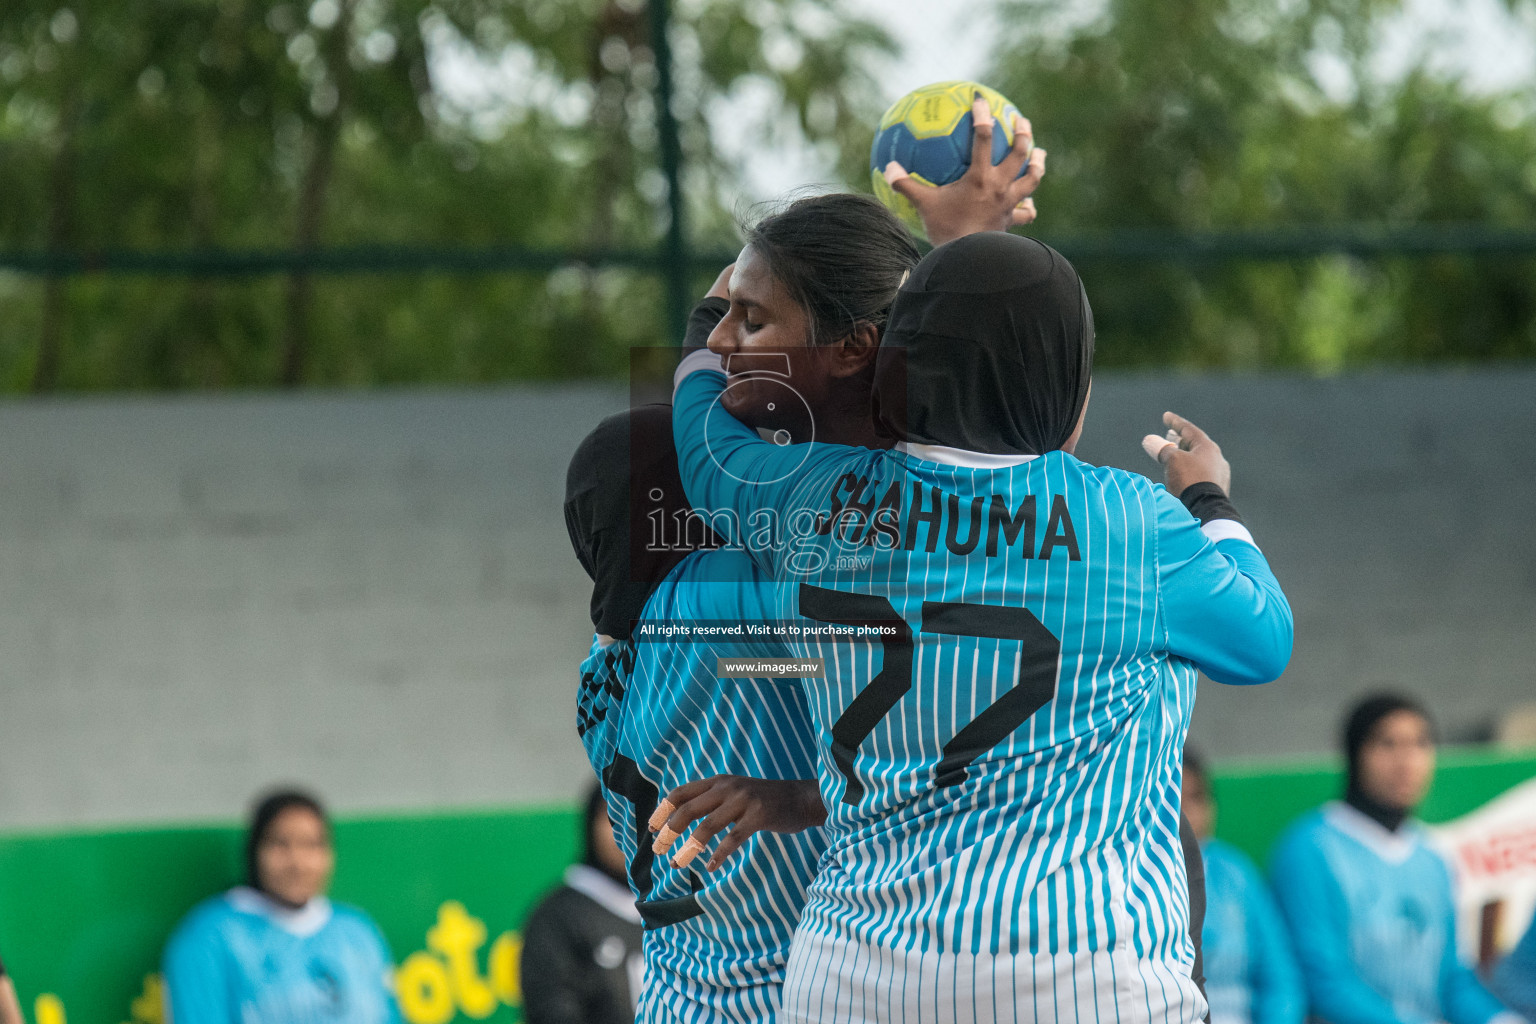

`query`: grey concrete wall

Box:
[0,387,629,830]
[1076,368,1536,762]
[0,369,1532,829]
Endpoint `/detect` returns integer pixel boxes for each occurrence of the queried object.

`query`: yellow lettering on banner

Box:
[426,901,497,1019]
[395,900,526,1020]
[35,994,66,1024]
[127,973,165,1024]
[396,951,456,1024]
[488,932,522,1005]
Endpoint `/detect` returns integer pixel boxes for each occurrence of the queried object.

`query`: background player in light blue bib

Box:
[1269,694,1527,1024]
[1493,915,1536,1021]
[163,790,400,1024]
[673,230,1293,1024]
[1182,747,1304,1024]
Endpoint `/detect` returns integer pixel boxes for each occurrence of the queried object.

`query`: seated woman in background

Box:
[1182,747,1304,1024]
[163,789,401,1024]
[1494,914,1536,1021]
[1269,694,1527,1024]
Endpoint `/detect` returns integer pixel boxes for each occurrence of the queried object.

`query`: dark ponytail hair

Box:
[745,193,920,347]
[246,788,330,892]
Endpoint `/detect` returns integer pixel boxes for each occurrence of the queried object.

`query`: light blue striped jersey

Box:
[577,546,830,1024]
[162,888,400,1024]
[673,364,1293,1024]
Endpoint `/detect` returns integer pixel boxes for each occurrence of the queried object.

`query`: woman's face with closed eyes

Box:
[705,245,842,442]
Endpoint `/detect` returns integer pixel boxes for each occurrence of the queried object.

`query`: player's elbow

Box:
[1244,591,1295,684]
[1251,618,1294,684]
[1207,612,1293,686]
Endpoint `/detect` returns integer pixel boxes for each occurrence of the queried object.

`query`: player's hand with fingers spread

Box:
[883,93,1046,247]
[649,775,826,871]
[1141,411,1232,498]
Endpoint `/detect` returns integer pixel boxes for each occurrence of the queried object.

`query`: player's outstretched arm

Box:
[883,93,1046,246]
[1145,411,1294,685]
[648,776,826,872]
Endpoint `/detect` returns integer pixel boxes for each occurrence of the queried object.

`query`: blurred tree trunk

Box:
[280,0,357,386]
[573,1,645,376]
[33,99,76,393]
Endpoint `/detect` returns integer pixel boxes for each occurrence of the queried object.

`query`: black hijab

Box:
[1342,693,1434,832]
[564,405,716,641]
[872,231,1094,456]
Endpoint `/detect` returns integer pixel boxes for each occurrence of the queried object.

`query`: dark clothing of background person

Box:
[1184,813,1211,1019]
[520,866,643,1024]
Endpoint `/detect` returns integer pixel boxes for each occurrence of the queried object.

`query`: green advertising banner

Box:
[0,749,1532,1024]
[0,805,580,1024]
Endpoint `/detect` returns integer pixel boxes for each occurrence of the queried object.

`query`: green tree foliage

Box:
[991,0,1536,369]
[0,0,893,389]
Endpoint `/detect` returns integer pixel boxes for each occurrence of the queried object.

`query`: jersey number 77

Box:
[798,583,1061,804]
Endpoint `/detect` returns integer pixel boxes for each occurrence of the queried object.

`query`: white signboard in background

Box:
[1429,776,1536,964]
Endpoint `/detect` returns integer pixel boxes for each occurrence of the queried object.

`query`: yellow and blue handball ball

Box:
[870,80,1029,238]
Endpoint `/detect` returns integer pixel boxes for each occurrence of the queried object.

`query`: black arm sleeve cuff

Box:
[684,297,729,354]
[1179,480,1244,526]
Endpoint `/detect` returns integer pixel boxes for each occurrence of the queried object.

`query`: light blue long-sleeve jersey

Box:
[672,363,1293,1024]
[1202,837,1306,1024]
[163,887,400,1024]
[1269,803,1513,1024]
[577,547,830,1023]
[1493,914,1536,1020]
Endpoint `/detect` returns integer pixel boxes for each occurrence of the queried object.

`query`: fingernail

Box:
[1017,115,1032,137]
[653,826,680,854]
[673,837,706,869]
[972,97,990,123]
[648,800,674,832]
[882,161,907,185]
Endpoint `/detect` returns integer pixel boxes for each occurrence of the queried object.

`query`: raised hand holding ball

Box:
[870,80,1046,245]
